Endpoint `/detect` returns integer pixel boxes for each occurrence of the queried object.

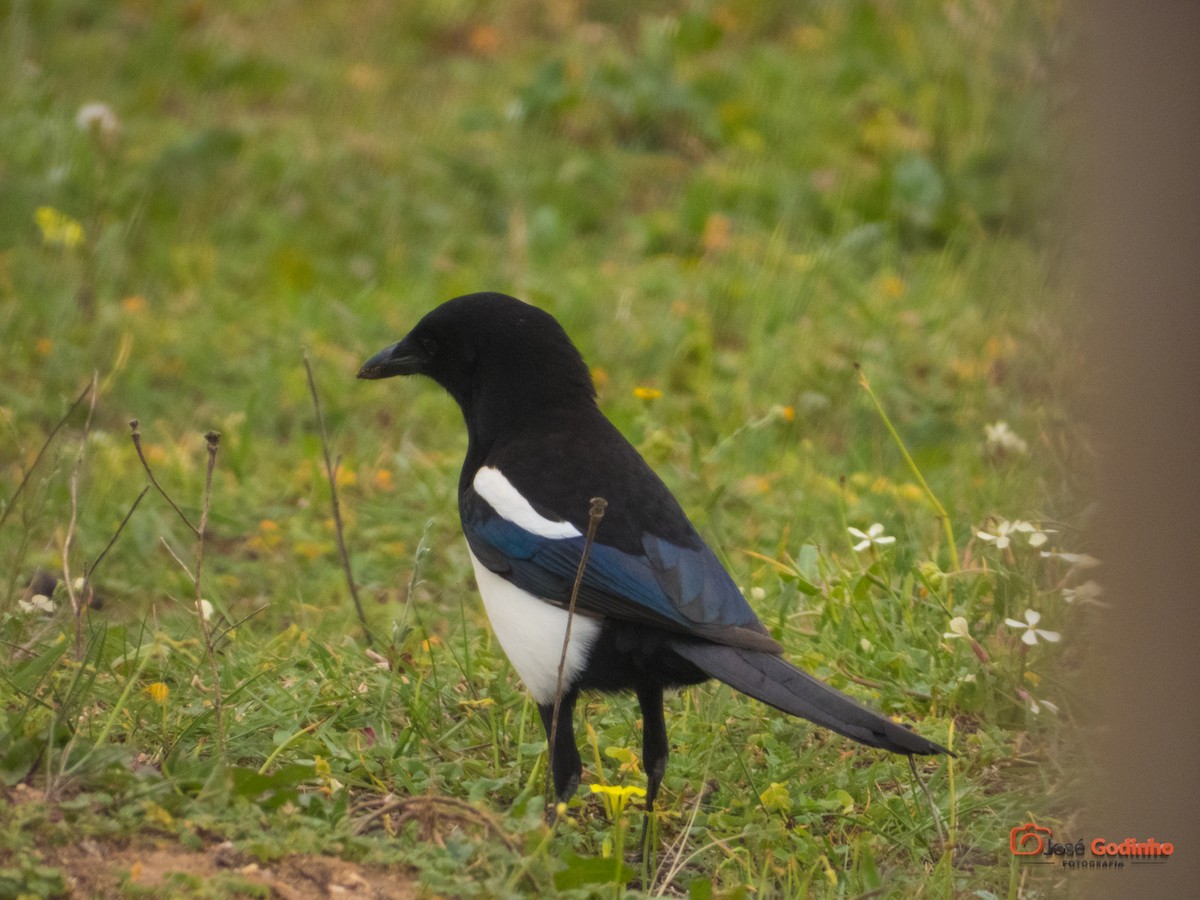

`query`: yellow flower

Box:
[589,783,646,820]
[879,274,906,299]
[145,682,170,705]
[121,295,147,313]
[35,207,85,248]
[35,338,53,357]
[632,386,662,400]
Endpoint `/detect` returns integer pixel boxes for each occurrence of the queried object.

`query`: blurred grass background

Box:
[0,1,1085,896]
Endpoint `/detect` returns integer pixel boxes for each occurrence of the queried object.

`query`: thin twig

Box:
[546,497,607,806]
[159,536,194,580]
[195,430,224,751]
[62,372,98,661]
[85,486,149,583]
[0,380,92,532]
[302,349,372,645]
[129,419,199,536]
[908,754,946,848]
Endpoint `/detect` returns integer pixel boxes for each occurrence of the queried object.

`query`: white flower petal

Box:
[1028,532,1048,548]
[1023,609,1041,627]
[867,523,885,538]
[1036,629,1061,643]
[847,527,868,540]
[943,616,970,639]
[1004,618,1026,629]
[977,531,997,542]
[874,535,896,545]
[1021,630,1039,646]
[852,539,871,552]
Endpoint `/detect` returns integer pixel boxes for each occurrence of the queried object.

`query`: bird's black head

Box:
[358,292,596,437]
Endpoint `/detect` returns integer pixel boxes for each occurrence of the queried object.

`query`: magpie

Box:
[359,292,948,813]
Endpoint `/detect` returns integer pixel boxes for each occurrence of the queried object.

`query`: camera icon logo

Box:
[1010,822,1053,856]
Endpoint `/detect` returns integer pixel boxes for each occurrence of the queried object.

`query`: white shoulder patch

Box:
[473,466,582,539]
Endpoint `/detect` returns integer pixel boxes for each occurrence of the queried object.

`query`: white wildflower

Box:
[1063,580,1105,606]
[18,594,56,614]
[984,421,1028,455]
[978,519,1053,550]
[75,102,119,139]
[1040,551,1101,569]
[943,616,970,640]
[848,523,896,552]
[1019,689,1059,716]
[1004,609,1061,646]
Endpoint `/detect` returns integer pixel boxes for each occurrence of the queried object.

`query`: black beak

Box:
[357,337,427,380]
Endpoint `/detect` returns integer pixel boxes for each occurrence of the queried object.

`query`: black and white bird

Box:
[359,292,948,812]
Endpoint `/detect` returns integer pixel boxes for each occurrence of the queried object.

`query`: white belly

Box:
[468,549,602,704]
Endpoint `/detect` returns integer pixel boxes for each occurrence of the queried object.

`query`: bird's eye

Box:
[419,337,437,357]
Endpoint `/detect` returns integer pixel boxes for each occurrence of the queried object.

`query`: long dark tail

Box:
[672,642,950,756]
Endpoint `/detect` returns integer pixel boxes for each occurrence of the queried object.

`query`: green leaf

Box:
[553,852,636,890]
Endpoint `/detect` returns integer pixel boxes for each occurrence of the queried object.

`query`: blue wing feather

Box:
[463,492,778,651]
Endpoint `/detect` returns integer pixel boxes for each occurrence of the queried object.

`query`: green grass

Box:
[0,1,1086,896]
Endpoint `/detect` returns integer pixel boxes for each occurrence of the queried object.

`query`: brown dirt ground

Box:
[39,837,420,899]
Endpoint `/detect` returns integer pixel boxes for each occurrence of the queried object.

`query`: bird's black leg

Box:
[636,682,667,855]
[539,690,582,809]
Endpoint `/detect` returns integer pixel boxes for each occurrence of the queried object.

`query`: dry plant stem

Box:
[62,372,98,661]
[0,379,92,532]
[353,794,518,851]
[908,753,947,848]
[546,496,607,807]
[129,419,199,536]
[195,430,225,751]
[302,350,372,645]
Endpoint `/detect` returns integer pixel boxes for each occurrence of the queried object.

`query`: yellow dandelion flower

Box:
[589,783,647,820]
[35,206,85,248]
[121,295,147,313]
[879,274,906,298]
[334,466,358,487]
[782,405,795,422]
[145,682,170,704]
[632,386,662,400]
[295,540,331,560]
[35,338,53,356]
[373,468,394,490]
